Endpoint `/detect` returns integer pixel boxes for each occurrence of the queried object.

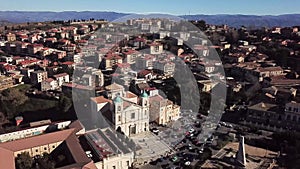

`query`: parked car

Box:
[150,128,160,135]
[171,156,178,162]
[189,128,195,133]
[184,161,191,166]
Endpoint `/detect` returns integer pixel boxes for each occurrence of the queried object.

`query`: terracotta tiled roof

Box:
[122,49,137,55]
[126,91,137,98]
[44,78,55,83]
[135,37,145,42]
[0,127,97,169]
[137,83,150,90]
[63,83,94,91]
[105,83,124,91]
[0,147,14,169]
[149,94,165,102]
[62,61,74,65]
[116,63,130,68]
[123,100,133,109]
[53,73,69,78]
[91,96,111,104]
[0,128,75,152]
[19,59,38,66]
[68,120,84,134]
[138,70,152,76]
[105,53,122,60]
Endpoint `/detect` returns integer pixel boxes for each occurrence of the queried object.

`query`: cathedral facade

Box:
[113,92,150,136]
[91,83,150,137]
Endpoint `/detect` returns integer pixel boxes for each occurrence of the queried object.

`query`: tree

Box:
[36,153,55,169]
[276,48,290,67]
[272,132,300,168]
[15,152,33,169]
[199,92,211,115]
[191,20,206,31]
[0,86,29,119]
[58,95,72,113]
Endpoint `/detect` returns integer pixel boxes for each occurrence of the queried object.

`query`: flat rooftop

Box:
[248,102,279,112]
[84,128,133,161]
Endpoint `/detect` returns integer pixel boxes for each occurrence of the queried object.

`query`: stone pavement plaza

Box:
[131,131,173,166]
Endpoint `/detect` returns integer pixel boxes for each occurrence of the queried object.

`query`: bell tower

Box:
[114,95,123,125]
[141,91,149,107]
[141,91,149,131]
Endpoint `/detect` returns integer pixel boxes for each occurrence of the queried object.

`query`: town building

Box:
[27,44,43,55]
[102,53,123,70]
[0,75,14,90]
[122,49,141,64]
[6,33,16,42]
[41,78,58,91]
[154,61,175,77]
[225,53,246,63]
[244,102,300,131]
[0,121,97,169]
[53,72,70,87]
[148,91,180,125]
[149,42,163,55]
[135,55,154,70]
[83,128,135,169]
[30,70,48,85]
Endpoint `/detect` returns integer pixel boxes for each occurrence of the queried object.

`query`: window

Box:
[112,166,116,169]
[118,106,121,111]
[44,147,47,150]
[127,161,130,166]
[118,115,121,122]
[294,108,298,112]
[293,116,297,121]
[131,113,135,119]
[36,149,38,152]
[52,145,55,148]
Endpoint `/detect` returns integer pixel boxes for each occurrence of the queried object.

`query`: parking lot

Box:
[138,110,210,168]
[136,107,275,169]
[151,112,200,145]
[132,109,241,168]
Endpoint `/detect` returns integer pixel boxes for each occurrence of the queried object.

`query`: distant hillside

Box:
[0,11,129,23]
[0,11,300,28]
[0,20,11,26]
[180,14,300,28]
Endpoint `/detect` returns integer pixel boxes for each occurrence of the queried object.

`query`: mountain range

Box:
[0,11,300,28]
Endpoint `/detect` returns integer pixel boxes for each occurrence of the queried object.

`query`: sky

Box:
[0,0,299,15]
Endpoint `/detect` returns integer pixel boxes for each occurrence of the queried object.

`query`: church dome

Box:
[141,91,149,98]
[114,96,122,103]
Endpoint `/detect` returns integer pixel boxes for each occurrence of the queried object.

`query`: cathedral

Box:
[91,83,150,137]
